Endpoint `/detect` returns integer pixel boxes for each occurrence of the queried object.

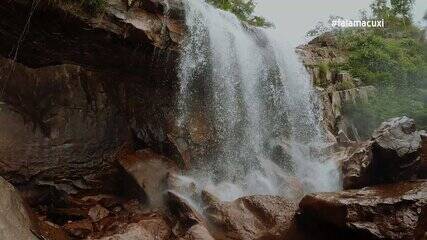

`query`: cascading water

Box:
[176,0,339,201]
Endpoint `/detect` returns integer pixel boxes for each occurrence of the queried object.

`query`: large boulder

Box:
[343,117,423,189]
[167,191,215,240]
[95,215,172,240]
[204,195,302,240]
[0,0,184,195]
[118,149,179,207]
[0,177,38,240]
[298,180,427,240]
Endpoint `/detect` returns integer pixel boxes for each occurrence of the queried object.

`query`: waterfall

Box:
[177,0,339,201]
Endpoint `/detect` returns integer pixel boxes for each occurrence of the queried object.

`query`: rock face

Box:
[96,216,172,240]
[205,195,301,240]
[299,180,427,240]
[298,33,376,141]
[0,57,128,192]
[0,0,186,194]
[118,149,179,206]
[343,117,423,189]
[167,191,215,240]
[0,0,183,71]
[418,132,427,179]
[0,177,38,240]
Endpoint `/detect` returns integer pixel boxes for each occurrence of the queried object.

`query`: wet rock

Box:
[0,177,38,240]
[166,173,198,197]
[0,0,183,70]
[63,219,93,238]
[167,191,216,240]
[205,195,299,240]
[37,220,71,240]
[201,190,220,206]
[167,191,204,226]
[0,57,128,193]
[418,132,427,179]
[119,149,179,206]
[298,180,427,240]
[187,112,212,145]
[88,205,110,222]
[179,224,215,240]
[96,214,172,240]
[343,117,423,189]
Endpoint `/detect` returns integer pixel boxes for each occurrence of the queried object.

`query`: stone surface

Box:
[0,0,184,194]
[0,0,183,71]
[179,224,215,240]
[419,132,427,179]
[205,195,299,240]
[63,219,93,238]
[166,191,216,239]
[343,117,423,189]
[299,180,427,240]
[119,149,179,206]
[0,177,38,240]
[88,205,110,222]
[0,56,128,193]
[96,215,172,240]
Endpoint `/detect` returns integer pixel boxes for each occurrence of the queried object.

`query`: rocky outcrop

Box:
[419,132,427,179]
[298,33,376,140]
[0,177,38,240]
[94,215,172,240]
[0,57,128,192]
[343,117,423,189]
[299,180,427,240]
[118,148,180,206]
[205,195,301,240]
[0,0,187,194]
[0,0,183,71]
[167,191,215,240]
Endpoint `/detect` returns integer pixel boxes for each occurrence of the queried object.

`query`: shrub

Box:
[206,0,272,27]
[316,62,329,87]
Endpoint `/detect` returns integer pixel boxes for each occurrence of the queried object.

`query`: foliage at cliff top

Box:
[333,0,427,135]
[207,0,273,27]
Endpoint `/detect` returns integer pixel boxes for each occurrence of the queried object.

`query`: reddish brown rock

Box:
[419,132,427,179]
[299,180,427,240]
[167,191,216,240]
[88,205,110,222]
[0,177,38,240]
[119,149,179,207]
[205,195,300,240]
[343,117,423,189]
[37,221,71,240]
[179,224,215,240]
[95,214,172,240]
[64,219,93,238]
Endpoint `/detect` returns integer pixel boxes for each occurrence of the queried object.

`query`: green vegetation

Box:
[206,0,273,27]
[337,0,427,135]
[316,62,330,87]
[336,77,356,91]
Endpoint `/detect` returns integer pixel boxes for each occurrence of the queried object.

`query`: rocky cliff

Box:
[0,1,426,240]
[298,33,377,142]
[0,0,186,193]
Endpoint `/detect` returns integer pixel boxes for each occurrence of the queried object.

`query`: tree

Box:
[390,0,414,22]
[370,0,390,19]
[207,0,272,27]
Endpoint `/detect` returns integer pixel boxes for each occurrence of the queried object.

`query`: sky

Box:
[255,0,427,45]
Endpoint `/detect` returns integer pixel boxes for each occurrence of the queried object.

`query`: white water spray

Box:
[177,0,339,201]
